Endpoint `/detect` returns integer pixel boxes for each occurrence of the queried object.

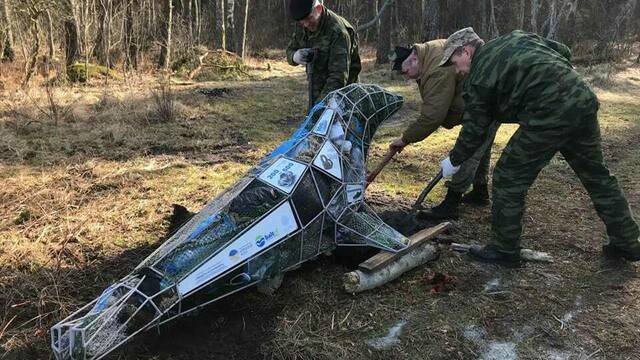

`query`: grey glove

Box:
[293,48,315,65]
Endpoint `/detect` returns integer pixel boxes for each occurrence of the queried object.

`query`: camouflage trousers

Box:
[491,112,639,254]
[448,122,499,193]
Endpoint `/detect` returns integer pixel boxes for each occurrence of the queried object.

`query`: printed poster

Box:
[258,157,307,194]
[178,201,299,295]
[312,109,334,136]
[313,141,342,180]
[346,184,364,204]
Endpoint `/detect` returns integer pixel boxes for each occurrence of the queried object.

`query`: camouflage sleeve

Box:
[402,69,457,144]
[544,38,572,61]
[317,31,351,100]
[286,27,305,66]
[449,85,494,166]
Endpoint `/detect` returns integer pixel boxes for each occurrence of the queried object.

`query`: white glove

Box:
[440,156,461,177]
[293,48,314,65]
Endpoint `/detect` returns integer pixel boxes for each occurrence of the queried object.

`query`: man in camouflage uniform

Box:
[389,35,498,220]
[287,0,361,106]
[438,28,640,267]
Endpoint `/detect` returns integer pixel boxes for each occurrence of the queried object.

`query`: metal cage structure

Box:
[51,84,407,360]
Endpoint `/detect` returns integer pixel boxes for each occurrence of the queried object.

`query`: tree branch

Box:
[356,0,396,33]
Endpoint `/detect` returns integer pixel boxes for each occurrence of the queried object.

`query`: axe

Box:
[365,147,399,186]
[305,48,318,113]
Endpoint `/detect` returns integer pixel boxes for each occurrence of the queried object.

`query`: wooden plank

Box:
[358,222,451,272]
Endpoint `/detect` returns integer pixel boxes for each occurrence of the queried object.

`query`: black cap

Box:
[390,46,414,71]
[289,0,314,21]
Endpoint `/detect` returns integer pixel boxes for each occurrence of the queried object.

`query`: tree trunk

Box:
[159,0,173,69]
[517,0,526,30]
[530,0,539,33]
[1,0,15,61]
[241,0,250,59]
[375,0,391,65]
[187,0,193,43]
[124,0,137,69]
[64,14,80,67]
[217,0,226,50]
[356,0,395,33]
[488,0,499,38]
[45,10,55,62]
[422,0,440,41]
[22,18,41,88]
[546,0,559,39]
[343,244,439,293]
[225,0,236,52]
[480,0,487,38]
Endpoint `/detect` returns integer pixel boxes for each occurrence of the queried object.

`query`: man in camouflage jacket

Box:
[287,0,361,106]
[438,28,640,267]
[389,36,499,220]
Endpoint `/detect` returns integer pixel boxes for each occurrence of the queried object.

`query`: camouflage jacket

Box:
[402,40,464,144]
[286,8,361,104]
[449,30,599,166]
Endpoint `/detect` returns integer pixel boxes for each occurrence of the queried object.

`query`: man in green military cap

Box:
[287,0,361,106]
[388,29,498,220]
[437,28,640,267]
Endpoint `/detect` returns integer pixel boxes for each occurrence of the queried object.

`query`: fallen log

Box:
[343,222,450,293]
[343,242,438,293]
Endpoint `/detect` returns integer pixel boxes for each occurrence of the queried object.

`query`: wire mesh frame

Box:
[334,204,408,253]
[51,275,141,353]
[310,137,344,182]
[156,226,308,327]
[335,223,401,253]
[52,84,405,360]
[136,176,256,271]
[52,275,174,360]
[147,156,302,288]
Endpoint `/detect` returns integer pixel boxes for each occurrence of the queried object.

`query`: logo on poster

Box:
[320,155,334,170]
[255,230,278,248]
[228,249,241,262]
[278,170,296,187]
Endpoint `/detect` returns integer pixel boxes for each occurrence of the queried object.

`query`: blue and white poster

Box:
[178,201,299,295]
[258,157,307,194]
[313,141,342,180]
[312,109,334,136]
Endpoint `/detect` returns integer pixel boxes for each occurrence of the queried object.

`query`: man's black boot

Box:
[468,244,522,268]
[417,189,463,220]
[461,183,490,206]
[602,241,640,262]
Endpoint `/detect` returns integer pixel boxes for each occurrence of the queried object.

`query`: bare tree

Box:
[1,0,15,61]
[225,0,236,52]
[488,0,499,38]
[21,1,45,87]
[530,0,539,33]
[241,0,250,59]
[123,0,137,70]
[217,0,226,50]
[422,0,440,40]
[158,0,173,69]
[376,0,391,64]
[356,0,395,33]
[62,0,80,66]
[517,0,526,30]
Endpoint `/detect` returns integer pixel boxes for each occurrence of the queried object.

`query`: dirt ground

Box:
[1,53,639,360]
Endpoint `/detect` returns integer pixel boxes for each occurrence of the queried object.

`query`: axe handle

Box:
[366,147,398,185]
[413,169,443,209]
[306,48,317,113]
